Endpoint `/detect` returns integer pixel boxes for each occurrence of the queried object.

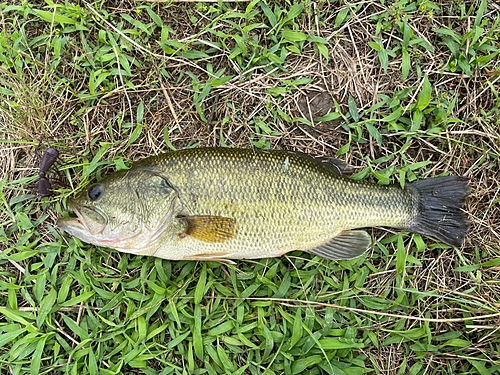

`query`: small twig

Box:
[448,129,498,139]
[159,78,181,133]
[54,317,80,348]
[437,353,500,365]
[76,300,85,327]
[164,295,500,323]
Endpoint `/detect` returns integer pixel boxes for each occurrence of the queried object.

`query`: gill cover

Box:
[106,170,181,252]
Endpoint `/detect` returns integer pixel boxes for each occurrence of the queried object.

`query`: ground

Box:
[0,0,499,374]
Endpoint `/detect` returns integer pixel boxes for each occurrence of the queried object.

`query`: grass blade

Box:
[194,264,207,304]
[415,74,431,110]
[37,288,57,328]
[30,335,48,375]
[396,234,406,274]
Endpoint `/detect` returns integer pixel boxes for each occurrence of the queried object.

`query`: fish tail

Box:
[406,176,470,247]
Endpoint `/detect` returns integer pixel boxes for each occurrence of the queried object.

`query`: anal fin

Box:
[184,252,236,264]
[308,230,372,260]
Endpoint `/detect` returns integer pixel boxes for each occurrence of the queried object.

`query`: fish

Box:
[57,148,470,263]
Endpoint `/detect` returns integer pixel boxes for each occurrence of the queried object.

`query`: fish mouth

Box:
[57,216,85,235]
[58,200,107,236]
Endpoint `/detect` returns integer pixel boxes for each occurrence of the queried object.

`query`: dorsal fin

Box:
[316,156,353,176]
[292,152,352,176]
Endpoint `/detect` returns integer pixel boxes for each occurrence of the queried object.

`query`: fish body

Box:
[57,148,469,262]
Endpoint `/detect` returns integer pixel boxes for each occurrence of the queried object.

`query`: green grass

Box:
[1,0,500,374]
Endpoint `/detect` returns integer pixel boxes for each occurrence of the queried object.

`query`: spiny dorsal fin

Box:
[308,230,371,260]
[292,151,352,176]
[316,156,353,176]
[180,215,238,243]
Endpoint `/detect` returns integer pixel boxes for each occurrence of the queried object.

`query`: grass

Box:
[1,0,500,374]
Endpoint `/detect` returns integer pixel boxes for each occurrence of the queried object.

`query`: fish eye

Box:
[88,185,103,201]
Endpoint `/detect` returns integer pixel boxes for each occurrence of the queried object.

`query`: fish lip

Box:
[57,216,84,234]
[67,201,90,232]
[67,201,107,235]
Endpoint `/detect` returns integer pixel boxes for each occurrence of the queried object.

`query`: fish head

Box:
[57,168,181,254]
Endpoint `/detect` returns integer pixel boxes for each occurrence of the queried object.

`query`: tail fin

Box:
[407,176,470,247]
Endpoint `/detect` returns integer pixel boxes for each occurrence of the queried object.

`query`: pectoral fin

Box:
[184,252,236,264]
[308,230,371,260]
[180,215,238,243]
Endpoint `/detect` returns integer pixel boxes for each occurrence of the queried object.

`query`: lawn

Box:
[1,0,499,374]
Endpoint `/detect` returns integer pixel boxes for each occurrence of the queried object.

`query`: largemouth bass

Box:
[57,148,470,262]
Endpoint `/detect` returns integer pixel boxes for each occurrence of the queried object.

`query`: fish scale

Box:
[58,148,470,262]
[119,149,411,258]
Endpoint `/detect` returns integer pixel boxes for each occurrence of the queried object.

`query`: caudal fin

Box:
[407,176,470,247]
